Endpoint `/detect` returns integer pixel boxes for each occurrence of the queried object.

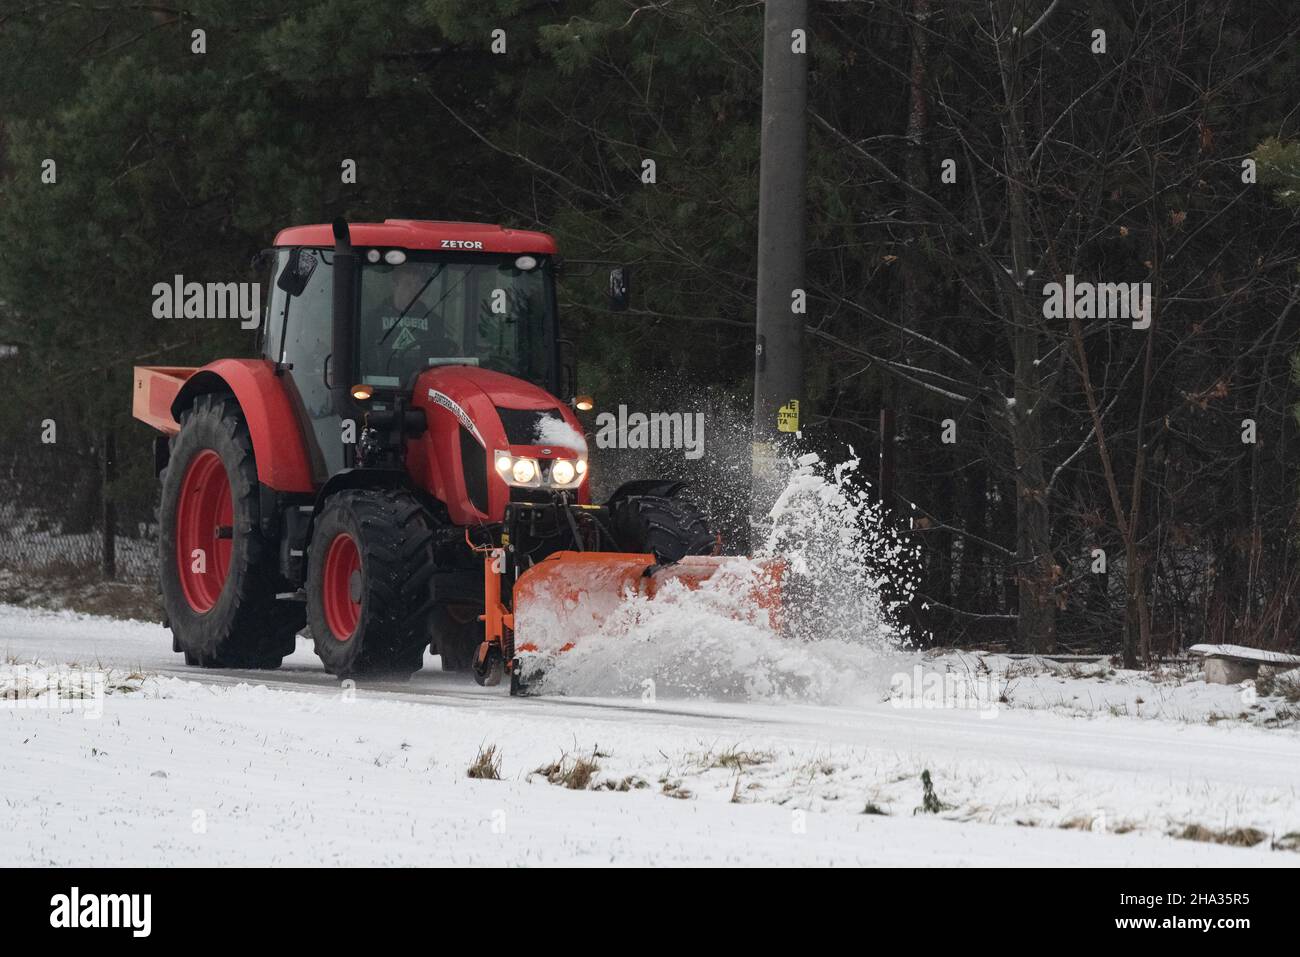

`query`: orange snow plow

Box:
[473,542,785,692]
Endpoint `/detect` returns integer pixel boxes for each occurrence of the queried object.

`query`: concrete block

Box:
[1204,657,1259,684]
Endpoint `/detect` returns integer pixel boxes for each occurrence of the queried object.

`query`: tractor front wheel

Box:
[307,489,436,679]
[609,494,716,563]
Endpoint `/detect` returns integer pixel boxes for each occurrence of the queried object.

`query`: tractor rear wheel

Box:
[307,489,436,678]
[610,494,716,563]
[158,394,303,669]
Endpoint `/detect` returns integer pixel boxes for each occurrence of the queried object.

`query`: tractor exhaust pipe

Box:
[331,218,357,423]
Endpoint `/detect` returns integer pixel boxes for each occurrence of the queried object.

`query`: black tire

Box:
[609,494,716,564]
[158,393,303,669]
[432,604,483,671]
[307,489,436,678]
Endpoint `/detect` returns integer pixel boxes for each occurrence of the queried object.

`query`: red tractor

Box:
[133,219,735,691]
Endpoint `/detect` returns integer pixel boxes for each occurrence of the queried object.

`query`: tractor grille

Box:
[509,487,557,505]
[496,406,565,446]
[460,427,488,514]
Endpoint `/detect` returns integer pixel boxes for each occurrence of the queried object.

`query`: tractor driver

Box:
[362,261,463,382]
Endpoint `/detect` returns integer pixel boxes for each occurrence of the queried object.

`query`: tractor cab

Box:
[259,220,567,482]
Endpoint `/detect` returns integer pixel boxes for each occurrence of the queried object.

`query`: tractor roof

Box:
[273,220,558,254]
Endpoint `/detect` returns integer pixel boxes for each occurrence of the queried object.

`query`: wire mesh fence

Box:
[0,502,158,585]
[0,418,159,589]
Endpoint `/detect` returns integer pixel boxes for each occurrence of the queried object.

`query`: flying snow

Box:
[525,452,918,703]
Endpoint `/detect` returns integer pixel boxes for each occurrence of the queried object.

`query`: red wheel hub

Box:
[322,533,362,641]
[175,449,233,613]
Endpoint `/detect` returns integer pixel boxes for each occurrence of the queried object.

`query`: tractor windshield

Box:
[356,253,554,389]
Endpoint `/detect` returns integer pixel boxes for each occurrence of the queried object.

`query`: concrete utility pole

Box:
[751,0,808,534]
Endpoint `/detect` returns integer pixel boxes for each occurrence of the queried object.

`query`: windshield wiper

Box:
[423,269,472,319]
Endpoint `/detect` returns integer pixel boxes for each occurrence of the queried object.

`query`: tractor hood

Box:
[415,365,587,455]
[406,365,590,524]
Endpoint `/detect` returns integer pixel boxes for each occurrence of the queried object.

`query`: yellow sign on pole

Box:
[777,399,800,433]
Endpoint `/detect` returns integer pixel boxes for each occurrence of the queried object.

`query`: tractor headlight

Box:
[550,459,576,486]
[495,449,584,488]
[511,457,538,485]
[495,450,539,487]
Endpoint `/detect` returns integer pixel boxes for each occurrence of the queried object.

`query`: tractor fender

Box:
[313,468,411,511]
[605,479,689,505]
[171,359,315,494]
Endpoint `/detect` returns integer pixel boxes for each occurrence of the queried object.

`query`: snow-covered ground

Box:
[2,604,1298,866]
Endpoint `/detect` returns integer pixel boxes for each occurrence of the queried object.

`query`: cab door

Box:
[263,248,345,481]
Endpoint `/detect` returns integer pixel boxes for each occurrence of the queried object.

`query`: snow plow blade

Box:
[515,552,783,648]
[478,551,784,693]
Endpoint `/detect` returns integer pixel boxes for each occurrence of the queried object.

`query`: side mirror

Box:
[608,266,631,312]
[276,247,318,297]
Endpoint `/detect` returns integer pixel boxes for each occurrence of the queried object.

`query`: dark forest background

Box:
[2,0,1299,660]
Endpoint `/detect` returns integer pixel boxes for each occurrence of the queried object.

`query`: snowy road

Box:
[2,605,1298,866]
